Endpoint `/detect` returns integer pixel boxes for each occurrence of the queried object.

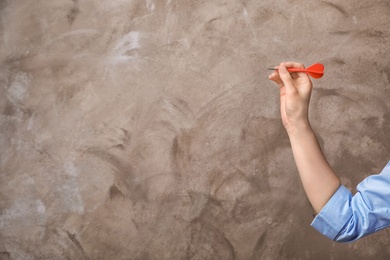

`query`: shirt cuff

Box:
[310,185,353,240]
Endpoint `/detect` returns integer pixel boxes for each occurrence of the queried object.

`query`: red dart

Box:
[268,63,325,79]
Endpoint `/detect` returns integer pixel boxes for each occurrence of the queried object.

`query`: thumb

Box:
[278,65,295,94]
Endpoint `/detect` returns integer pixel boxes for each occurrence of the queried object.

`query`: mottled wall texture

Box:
[1,0,389,259]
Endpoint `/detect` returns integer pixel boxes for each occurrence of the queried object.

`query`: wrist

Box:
[285,120,313,138]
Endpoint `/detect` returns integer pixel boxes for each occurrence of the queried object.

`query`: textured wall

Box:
[1,0,389,259]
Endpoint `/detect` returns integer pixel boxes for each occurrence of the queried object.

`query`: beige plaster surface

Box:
[1,0,390,259]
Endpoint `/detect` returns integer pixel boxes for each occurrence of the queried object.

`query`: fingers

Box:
[280,62,307,80]
[280,62,305,69]
[278,64,295,94]
[268,70,284,87]
[268,62,307,89]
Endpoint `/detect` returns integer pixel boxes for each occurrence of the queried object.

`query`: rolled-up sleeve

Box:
[311,161,390,242]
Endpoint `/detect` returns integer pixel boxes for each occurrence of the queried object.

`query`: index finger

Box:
[280,62,305,69]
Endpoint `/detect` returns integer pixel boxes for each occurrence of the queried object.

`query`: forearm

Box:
[287,124,341,214]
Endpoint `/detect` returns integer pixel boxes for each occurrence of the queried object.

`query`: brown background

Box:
[1,0,389,259]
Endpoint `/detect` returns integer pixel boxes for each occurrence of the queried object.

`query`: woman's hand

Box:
[269,61,341,214]
[269,62,313,134]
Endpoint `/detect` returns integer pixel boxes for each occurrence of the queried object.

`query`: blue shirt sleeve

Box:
[311,161,390,242]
